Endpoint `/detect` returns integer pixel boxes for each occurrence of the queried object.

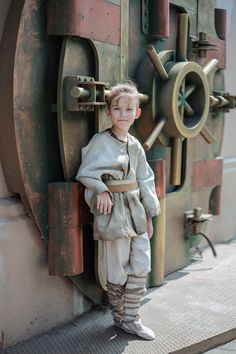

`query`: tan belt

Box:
[105,181,138,193]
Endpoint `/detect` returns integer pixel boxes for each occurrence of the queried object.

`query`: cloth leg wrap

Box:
[123,275,147,323]
[107,282,126,323]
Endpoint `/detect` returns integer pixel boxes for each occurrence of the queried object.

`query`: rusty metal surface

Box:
[142,0,170,38]
[0,0,26,196]
[192,158,223,190]
[0,0,63,238]
[47,0,121,46]
[4,241,236,354]
[0,0,104,304]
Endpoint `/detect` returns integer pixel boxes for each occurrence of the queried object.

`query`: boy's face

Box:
[106,96,141,132]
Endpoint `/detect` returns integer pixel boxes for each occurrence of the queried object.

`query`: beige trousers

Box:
[101,232,151,285]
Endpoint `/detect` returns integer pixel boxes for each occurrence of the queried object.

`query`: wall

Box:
[0,1,91,348]
[208,0,236,243]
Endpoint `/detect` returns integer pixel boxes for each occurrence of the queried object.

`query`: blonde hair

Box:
[107,81,140,108]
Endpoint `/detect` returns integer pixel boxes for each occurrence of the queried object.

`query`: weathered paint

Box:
[192,158,223,190]
[142,0,170,38]
[47,0,121,46]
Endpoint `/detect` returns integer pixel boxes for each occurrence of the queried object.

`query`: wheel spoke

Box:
[185,84,196,99]
[200,126,216,144]
[184,101,195,116]
[178,80,195,117]
[143,117,167,151]
[147,45,169,81]
[170,137,183,186]
[203,59,219,76]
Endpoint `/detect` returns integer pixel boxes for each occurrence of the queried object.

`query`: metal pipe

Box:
[149,159,166,286]
[170,137,182,185]
[138,93,149,104]
[71,86,91,99]
[176,14,189,62]
[203,59,219,76]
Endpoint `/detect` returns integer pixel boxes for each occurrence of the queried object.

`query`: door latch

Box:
[65,76,108,111]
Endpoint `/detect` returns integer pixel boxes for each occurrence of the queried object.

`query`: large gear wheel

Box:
[136,14,218,185]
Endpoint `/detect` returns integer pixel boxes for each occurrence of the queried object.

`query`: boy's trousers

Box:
[101,232,151,285]
[101,232,150,324]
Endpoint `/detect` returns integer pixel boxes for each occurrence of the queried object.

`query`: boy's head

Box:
[107,81,140,109]
[106,82,141,133]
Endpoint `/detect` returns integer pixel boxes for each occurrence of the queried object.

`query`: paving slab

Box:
[3,239,236,354]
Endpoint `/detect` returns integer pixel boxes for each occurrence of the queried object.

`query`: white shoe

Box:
[121,320,155,340]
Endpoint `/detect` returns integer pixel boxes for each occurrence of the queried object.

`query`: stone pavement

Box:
[3,239,236,354]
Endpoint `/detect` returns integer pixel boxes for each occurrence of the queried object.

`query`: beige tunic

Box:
[76,130,160,241]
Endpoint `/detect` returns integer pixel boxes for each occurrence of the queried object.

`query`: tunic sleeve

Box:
[75,135,112,211]
[136,145,161,218]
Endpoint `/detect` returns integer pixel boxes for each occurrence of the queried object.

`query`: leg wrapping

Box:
[107,282,126,323]
[123,275,147,323]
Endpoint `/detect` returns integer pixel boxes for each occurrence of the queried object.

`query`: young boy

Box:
[76,82,160,340]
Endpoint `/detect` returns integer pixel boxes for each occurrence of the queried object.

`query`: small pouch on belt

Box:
[104,180,138,193]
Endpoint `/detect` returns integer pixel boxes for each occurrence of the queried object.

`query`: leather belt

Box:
[105,181,138,193]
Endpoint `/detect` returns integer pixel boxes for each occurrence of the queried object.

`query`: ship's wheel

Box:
[136,14,218,185]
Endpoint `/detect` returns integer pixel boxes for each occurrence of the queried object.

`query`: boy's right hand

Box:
[96,191,113,215]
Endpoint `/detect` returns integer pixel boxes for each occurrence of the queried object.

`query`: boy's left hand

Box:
[147,217,153,239]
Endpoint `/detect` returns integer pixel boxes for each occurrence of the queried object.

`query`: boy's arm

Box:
[75,135,110,194]
[75,137,113,213]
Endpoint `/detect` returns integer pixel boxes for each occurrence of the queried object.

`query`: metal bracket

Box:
[64,76,108,112]
[192,31,218,58]
[184,208,217,257]
[141,0,150,35]
[184,207,212,236]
